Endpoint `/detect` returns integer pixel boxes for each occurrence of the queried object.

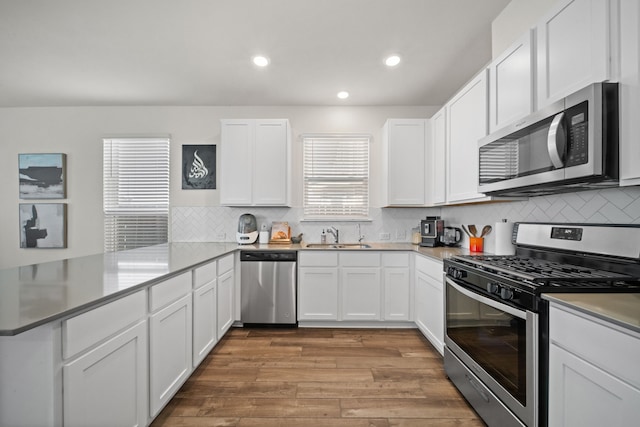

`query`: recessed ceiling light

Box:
[385,55,401,67]
[252,56,269,67]
[337,91,349,99]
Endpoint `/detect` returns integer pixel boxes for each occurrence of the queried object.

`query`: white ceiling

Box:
[0,0,510,107]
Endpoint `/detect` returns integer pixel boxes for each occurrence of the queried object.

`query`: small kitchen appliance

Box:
[478,82,619,197]
[443,222,640,427]
[441,226,462,247]
[236,213,258,244]
[420,216,444,247]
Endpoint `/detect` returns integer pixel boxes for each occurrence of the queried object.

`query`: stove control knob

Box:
[487,282,500,294]
[447,267,466,280]
[500,287,514,301]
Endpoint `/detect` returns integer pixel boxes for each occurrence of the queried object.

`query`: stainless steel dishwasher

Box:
[240,251,297,326]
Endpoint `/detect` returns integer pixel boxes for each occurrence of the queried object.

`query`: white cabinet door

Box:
[383,267,411,321]
[430,107,447,205]
[619,0,640,186]
[341,268,381,321]
[298,267,339,320]
[382,119,426,206]
[253,120,290,205]
[149,294,193,417]
[414,270,444,354]
[446,70,489,203]
[217,270,234,337]
[220,119,291,206]
[220,120,253,205]
[192,279,217,367]
[64,321,148,427]
[488,30,534,133]
[548,344,640,427]
[536,0,610,108]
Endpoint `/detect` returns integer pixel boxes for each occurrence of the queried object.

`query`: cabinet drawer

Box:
[217,254,234,275]
[63,290,146,359]
[150,271,192,312]
[193,261,217,289]
[340,252,380,267]
[415,254,443,281]
[382,252,410,267]
[299,251,339,267]
[550,305,640,388]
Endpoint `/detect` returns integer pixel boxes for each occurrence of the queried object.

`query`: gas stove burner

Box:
[451,254,636,284]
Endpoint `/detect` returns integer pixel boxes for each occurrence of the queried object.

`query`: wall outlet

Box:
[395,230,406,240]
[216,232,226,240]
[379,232,391,240]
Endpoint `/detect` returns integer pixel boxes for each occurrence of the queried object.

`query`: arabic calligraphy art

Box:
[182,145,216,189]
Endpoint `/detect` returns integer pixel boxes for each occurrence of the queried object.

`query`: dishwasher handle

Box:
[240,251,297,262]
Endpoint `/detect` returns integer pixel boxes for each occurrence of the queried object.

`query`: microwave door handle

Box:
[547,112,566,168]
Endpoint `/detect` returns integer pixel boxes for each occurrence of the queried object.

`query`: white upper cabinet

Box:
[619,0,640,186]
[536,0,611,108]
[488,30,534,133]
[446,70,490,204]
[220,119,291,206]
[429,107,447,206]
[381,119,427,206]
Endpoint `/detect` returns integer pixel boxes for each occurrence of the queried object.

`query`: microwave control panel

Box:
[565,101,589,167]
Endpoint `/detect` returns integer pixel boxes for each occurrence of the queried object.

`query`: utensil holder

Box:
[469,237,484,252]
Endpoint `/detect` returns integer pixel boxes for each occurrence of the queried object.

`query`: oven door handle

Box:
[445,278,526,320]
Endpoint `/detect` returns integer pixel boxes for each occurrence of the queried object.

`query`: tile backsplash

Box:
[172,186,640,253]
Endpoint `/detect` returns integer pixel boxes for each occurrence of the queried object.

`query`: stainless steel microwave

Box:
[478,82,619,197]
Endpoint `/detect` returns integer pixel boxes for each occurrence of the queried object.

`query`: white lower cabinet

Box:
[341,268,381,320]
[64,321,148,427]
[298,267,339,320]
[192,280,217,367]
[298,251,411,324]
[217,270,234,337]
[382,253,411,321]
[298,251,340,320]
[548,303,640,427]
[149,291,193,417]
[414,255,444,354]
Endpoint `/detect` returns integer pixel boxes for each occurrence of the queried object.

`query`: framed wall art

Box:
[182,145,216,189]
[19,153,66,199]
[19,203,67,249]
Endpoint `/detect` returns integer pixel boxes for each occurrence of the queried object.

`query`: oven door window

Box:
[446,282,527,405]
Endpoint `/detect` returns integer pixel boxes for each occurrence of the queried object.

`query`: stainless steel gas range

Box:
[443,222,640,427]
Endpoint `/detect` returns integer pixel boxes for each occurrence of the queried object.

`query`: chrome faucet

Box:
[357,223,365,243]
[327,226,339,244]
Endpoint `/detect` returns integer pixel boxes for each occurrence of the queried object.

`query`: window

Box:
[103,137,170,252]
[302,134,370,219]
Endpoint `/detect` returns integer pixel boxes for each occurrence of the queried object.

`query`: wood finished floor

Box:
[151,328,486,427]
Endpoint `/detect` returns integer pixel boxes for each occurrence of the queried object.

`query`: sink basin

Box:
[305,243,372,249]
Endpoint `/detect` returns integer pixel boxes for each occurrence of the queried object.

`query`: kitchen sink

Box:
[305,243,372,249]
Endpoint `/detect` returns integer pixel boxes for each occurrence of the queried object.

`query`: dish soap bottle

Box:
[321,229,327,244]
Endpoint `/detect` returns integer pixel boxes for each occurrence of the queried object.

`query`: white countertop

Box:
[0,241,468,336]
[543,293,640,334]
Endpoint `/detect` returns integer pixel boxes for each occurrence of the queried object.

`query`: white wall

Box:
[0,105,437,269]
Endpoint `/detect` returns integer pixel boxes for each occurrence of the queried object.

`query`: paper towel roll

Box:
[494,220,516,255]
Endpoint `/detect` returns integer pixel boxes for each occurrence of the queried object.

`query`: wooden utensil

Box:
[480,225,492,237]
[461,224,472,237]
[468,225,478,237]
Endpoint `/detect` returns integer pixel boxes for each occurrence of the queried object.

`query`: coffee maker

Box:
[420,216,444,247]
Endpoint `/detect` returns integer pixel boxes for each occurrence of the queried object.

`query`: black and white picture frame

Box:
[19,153,66,199]
[19,203,67,249]
[182,145,216,189]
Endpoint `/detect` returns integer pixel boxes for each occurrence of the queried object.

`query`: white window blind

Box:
[103,137,170,252]
[303,135,370,219]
